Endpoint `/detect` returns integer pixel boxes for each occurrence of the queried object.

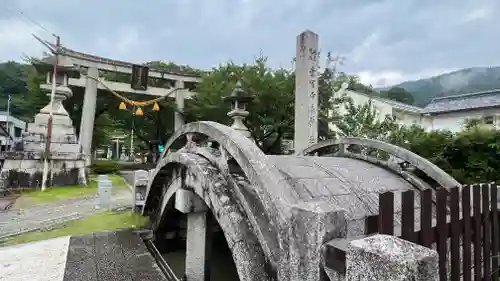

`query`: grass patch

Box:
[1,211,148,246]
[18,174,129,205]
[108,174,128,189]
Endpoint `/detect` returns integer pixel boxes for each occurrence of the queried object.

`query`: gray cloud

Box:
[1,0,499,87]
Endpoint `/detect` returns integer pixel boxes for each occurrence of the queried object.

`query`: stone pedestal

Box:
[0,77,87,189]
[133,170,149,213]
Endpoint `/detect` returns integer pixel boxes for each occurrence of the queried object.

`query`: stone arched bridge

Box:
[142,121,460,281]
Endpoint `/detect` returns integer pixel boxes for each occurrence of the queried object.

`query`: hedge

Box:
[90,160,122,175]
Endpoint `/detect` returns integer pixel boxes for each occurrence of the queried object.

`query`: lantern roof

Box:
[31,56,81,78]
[223,81,254,103]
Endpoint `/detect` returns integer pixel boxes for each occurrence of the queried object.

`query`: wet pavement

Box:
[0,229,167,281]
[0,236,71,281]
[0,196,16,211]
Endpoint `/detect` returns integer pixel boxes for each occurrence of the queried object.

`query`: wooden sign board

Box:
[131,65,149,90]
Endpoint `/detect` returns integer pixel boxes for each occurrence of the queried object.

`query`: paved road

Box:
[0,196,16,211]
[0,187,133,239]
[0,171,154,240]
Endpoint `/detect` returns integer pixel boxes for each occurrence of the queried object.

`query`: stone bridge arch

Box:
[296,137,461,190]
[145,152,272,281]
[142,121,461,281]
[143,121,292,281]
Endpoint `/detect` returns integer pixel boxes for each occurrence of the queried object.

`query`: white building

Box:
[0,111,27,147]
[337,89,500,132]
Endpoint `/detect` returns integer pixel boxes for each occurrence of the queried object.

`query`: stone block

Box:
[346,234,438,281]
[33,113,74,128]
[134,169,149,187]
[134,169,149,180]
[134,179,149,187]
[175,188,208,214]
[287,202,348,281]
[98,179,112,209]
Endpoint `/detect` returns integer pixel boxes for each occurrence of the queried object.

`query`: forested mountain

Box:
[387,67,500,106]
[0,62,33,120]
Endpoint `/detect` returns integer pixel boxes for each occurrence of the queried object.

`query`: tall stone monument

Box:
[0,59,87,189]
[294,30,319,153]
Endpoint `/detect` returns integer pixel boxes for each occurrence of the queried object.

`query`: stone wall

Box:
[0,158,87,190]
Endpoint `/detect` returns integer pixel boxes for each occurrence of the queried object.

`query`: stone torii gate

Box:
[142,31,460,281]
[36,43,202,163]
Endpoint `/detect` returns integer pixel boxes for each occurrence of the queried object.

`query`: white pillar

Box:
[175,189,211,281]
[175,80,185,131]
[8,123,13,143]
[294,30,319,153]
[185,212,210,281]
[79,67,98,165]
[115,139,120,159]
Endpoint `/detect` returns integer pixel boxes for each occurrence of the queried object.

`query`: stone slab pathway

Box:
[0,236,71,281]
[0,229,168,281]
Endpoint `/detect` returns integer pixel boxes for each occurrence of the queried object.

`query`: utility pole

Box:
[41,35,60,191]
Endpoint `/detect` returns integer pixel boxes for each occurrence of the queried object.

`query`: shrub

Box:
[119,162,156,171]
[90,160,122,175]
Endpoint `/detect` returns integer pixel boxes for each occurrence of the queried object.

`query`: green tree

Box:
[318,54,378,140]
[113,100,177,149]
[61,62,183,152]
[317,67,339,140]
[145,61,202,76]
[19,66,49,120]
[334,97,397,140]
[0,62,36,119]
[442,127,500,183]
[382,87,415,105]
[184,56,294,154]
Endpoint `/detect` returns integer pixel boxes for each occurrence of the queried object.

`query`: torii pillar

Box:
[79,67,98,165]
[294,30,319,153]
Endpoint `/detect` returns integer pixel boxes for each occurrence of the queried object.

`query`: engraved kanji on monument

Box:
[294,30,319,152]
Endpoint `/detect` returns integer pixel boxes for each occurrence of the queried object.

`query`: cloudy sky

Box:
[0,0,498,87]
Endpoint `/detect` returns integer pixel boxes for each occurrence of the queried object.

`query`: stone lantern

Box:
[223,81,254,139]
[32,57,80,120]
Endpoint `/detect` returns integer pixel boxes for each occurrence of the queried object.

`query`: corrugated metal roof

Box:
[423,89,500,114]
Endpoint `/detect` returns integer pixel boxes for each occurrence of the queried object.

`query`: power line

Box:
[0,3,57,86]
[3,4,56,37]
